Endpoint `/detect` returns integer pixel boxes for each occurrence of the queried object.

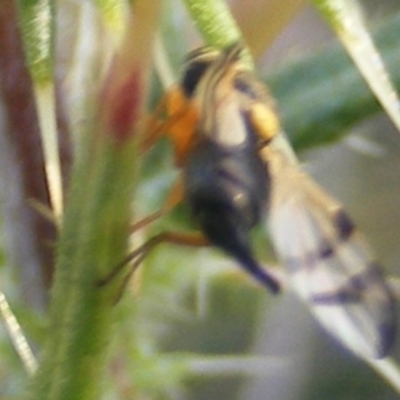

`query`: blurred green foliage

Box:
[0,1,400,399]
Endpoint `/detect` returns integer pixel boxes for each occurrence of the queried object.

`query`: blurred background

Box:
[1,0,400,399]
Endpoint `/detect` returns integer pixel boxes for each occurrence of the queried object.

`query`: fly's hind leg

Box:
[98,231,209,303]
[129,179,184,233]
[98,86,199,298]
[99,231,209,286]
[97,176,206,298]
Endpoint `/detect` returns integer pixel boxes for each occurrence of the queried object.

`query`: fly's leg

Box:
[99,231,208,286]
[99,86,199,298]
[97,177,203,295]
[130,179,184,233]
[98,231,209,302]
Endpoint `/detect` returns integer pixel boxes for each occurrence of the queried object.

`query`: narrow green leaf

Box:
[17,0,54,83]
[311,0,400,135]
[268,13,400,150]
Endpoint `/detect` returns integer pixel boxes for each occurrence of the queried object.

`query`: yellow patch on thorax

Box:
[249,102,280,143]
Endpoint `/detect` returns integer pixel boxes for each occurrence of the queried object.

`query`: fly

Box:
[116,42,396,360]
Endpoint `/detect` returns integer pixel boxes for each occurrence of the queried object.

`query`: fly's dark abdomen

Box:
[183,136,280,293]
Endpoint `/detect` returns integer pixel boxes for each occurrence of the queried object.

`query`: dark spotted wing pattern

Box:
[264,139,396,358]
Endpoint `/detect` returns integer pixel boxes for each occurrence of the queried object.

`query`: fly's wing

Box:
[263,138,396,359]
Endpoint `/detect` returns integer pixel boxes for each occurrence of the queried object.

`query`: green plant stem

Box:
[182,0,253,68]
[26,1,162,398]
[27,126,138,400]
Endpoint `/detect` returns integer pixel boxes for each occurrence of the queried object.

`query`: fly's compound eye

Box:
[181,60,212,98]
[181,47,221,97]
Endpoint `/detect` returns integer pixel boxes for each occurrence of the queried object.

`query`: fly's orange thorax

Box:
[165,86,199,167]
